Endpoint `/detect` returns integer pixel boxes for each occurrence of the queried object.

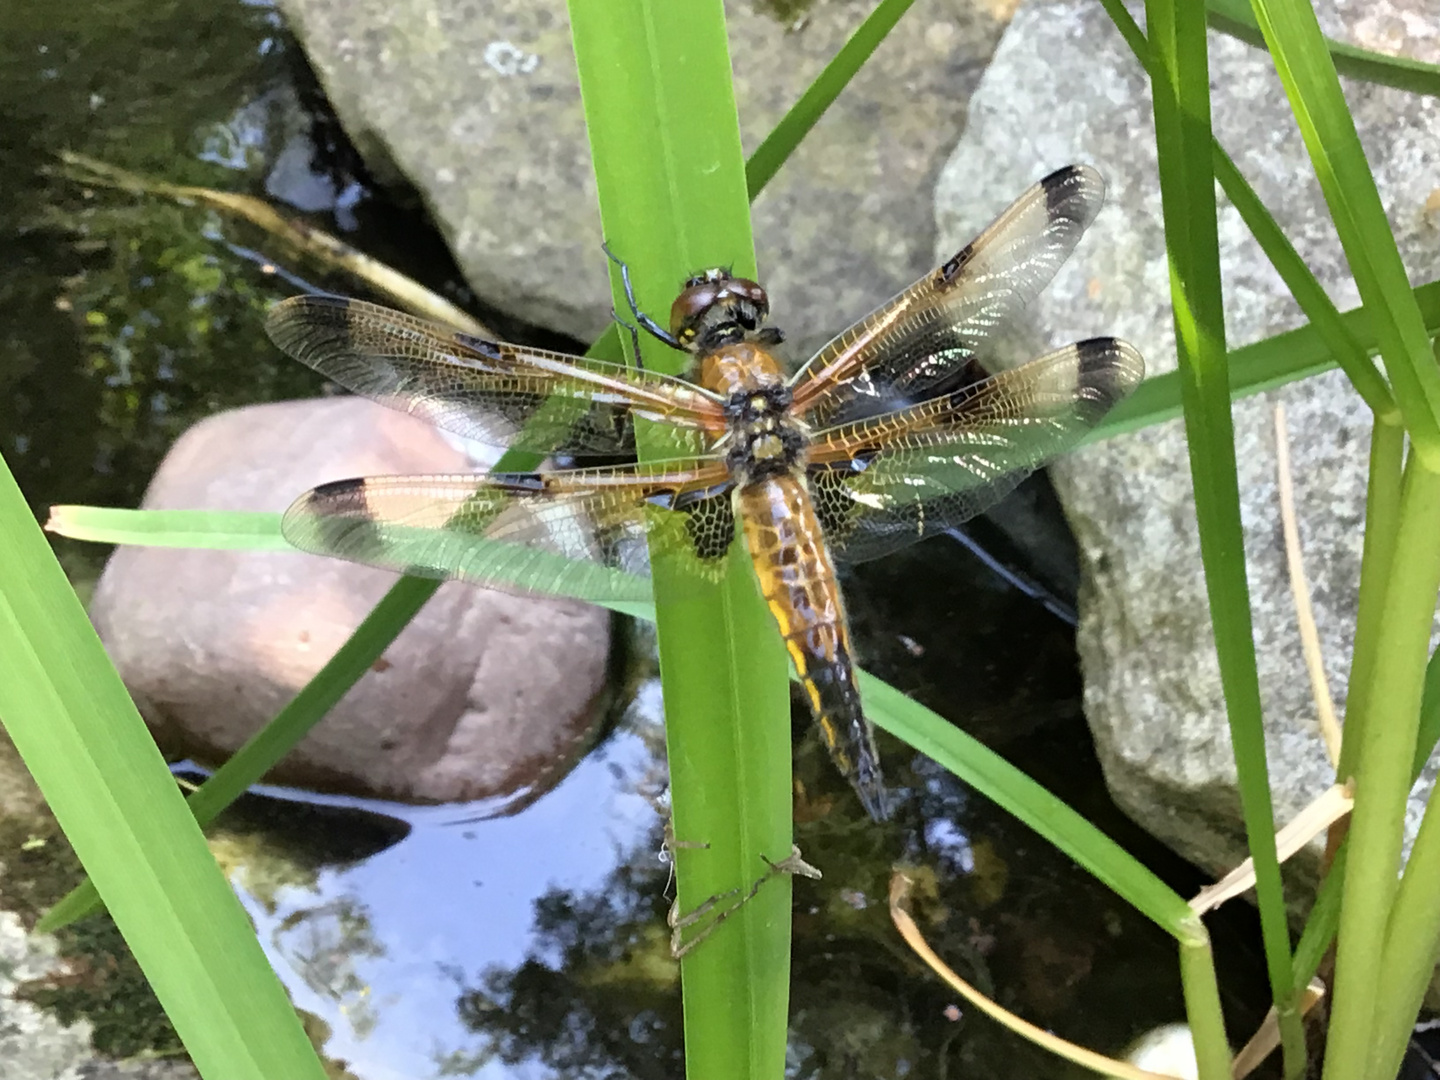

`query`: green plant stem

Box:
[1336,417,1406,782]
[1323,462,1440,1080]
[1371,763,1440,1079]
[1178,921,1235,1080]
[1147,0,1298,1071]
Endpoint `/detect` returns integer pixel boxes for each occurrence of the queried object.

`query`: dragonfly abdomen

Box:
[736,476,889,821]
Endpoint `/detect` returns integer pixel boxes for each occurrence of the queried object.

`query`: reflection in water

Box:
[275,897,386,1041]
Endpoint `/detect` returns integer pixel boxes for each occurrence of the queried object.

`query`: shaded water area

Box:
[0,0,1274,1077]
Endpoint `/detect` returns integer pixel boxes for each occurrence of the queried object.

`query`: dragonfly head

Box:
[670,268,771,353]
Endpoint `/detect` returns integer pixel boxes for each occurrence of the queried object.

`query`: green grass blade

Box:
[1088,279,1437,439]
[1096,0,1394,420]
[1147,0,1296,1070]
[1248,0,1440,460]
[860,674,1193,932]
[745,0,916,199]
[1414,645,1440,779]
[38,573,443,929]
[45,506,289,548]
[0,456,329,1079]
[1208,0,1440,98]
[567,4,792,1079]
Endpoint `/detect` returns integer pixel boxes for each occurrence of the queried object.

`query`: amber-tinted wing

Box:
[280,459,738,604]
[265,295,728,457]
[788,165,1106,428]
[807,338,1143,564]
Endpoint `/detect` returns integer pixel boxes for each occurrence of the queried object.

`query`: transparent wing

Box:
[265,295,727,458]
[281,459,738,604]
[789,165,1107,428]
[807,338,1143,564]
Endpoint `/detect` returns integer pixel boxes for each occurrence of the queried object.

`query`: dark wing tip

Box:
[263,293,355,356]
[1074,337,1145,403]
[281,478,372,555]
[308,476,371,501]
[1040,163,1107,229]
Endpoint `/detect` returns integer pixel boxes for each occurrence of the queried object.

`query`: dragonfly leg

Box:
[610,306,647,371]
[601,242,684,351]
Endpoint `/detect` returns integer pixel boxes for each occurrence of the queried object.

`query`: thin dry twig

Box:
[1228,979,1326,1079]
[889,869,1186,1080]
[1274,402,1343,766]
[54,150,492,337]
[1189,781,1354,914]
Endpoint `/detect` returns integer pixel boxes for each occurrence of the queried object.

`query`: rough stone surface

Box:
[934,0,1440,887]
[0,735,200,1080]
[273,0,1021,358]
[0,908,201,1080]
[90,398,611,805]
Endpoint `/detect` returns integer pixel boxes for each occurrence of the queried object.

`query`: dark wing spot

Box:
[454,332,505,361]
[492,472,548,493]
[934,243,974,288]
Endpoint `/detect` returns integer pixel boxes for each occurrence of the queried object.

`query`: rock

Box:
[90,397,612,806]
[933,0,1440,887]
[0,910,198,1080]
[272,0,1017,357]
[0,733,201,1080]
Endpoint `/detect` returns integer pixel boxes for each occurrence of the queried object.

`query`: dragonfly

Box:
[264,164,1144,822]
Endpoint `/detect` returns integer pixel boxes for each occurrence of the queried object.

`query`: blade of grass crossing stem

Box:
[1094,0,1394,419]
[567,5,792,1080]
[1092,279,1437,440]
[1247,0,1440,460]
[38,573,443,929]
[1208,0,1440,99]
[0,455,329,1079]
[746,0,915,198]
[1146,1,1299,1074]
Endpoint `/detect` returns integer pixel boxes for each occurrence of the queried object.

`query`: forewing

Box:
[808,338,1143,564]
[280,461,737,605]
[789,165,1107,427]
[265,295,726,457]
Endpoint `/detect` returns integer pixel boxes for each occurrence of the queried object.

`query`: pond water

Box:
[0,0,1274,1077]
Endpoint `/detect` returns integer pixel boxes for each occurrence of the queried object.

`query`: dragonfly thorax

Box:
[723,383,808,483]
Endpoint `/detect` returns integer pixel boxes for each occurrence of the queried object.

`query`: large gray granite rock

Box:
[934,0,1440,887]
[90,398,612,806]
[273,0,1016,358]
